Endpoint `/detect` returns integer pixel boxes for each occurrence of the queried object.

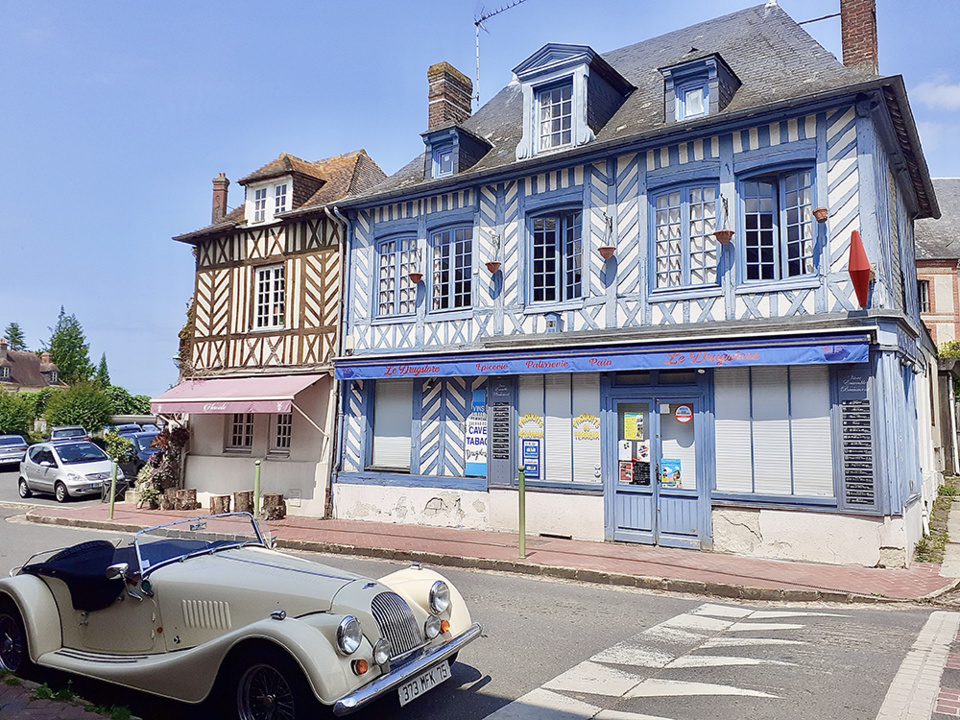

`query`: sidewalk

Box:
[22,501,960,604]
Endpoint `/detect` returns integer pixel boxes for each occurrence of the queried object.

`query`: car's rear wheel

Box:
[17,478,31,499]
[54,482,68,503]
[233,647,317,720]
[0,600,28,673]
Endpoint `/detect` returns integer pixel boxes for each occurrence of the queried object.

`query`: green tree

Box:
[0,393,33,437]
[19,387,58,419]
[94,353,111,388]
[44,382,113,433]
[47,307,93,385]
[3,323,27,351]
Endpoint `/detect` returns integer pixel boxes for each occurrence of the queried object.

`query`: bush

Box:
[44,382,113,434]
[18,387,57,419]
[0,393,33,437]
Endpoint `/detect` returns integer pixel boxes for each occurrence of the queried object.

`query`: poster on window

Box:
[465,390,487,477]
[660,458,682,487]
[522,439,541,480]
[623,412,644,441]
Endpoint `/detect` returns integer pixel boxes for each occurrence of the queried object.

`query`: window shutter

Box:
[544,374,573,483]
[750,367,792,495]
[789,366,834,497]
[571,374,601,484]
[372,380,413,469]
[714,368,753,493]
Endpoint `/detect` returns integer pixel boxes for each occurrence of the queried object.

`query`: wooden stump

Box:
[210,495,231,514]
[262,493,287,521]
[160,488,178,511]
[234,491,254,515]
[175,488,201,511]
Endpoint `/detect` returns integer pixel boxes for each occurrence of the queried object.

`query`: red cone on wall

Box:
[848,230,874,308]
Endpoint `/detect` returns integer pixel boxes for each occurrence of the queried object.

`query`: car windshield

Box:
[0,436,25,446]
[135,434,158,451]
[134,513,267,576]
[56,443,108,464]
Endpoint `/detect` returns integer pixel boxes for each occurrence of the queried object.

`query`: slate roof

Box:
[174,149,385,243]
[345,3,935,218]
[916,179,960,260]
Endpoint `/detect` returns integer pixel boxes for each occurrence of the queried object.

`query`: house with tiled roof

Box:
[332,0,943,567]
[0,340,62,392]
[154,149,385,516]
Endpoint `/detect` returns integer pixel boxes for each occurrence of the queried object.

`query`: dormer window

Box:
[538,82,573,151]
[48,371,58,385]
[274,183,288,214]
[247,177,294,225]
[0,366,9,381]
[433,145,454,177]
[660,54,740,125]
[421,127,491,180]
[254,188,267,223]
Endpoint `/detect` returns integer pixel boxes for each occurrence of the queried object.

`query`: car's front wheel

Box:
[17,478,31,499]
[233,647,318,720]
[54,482,68,503]
[0,599,28,673]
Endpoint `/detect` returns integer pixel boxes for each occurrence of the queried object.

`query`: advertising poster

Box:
[636,440,650,462]
[522,439,541,480]
[465,389,488,476]
[624,412,644,440]
[660,458,682,487]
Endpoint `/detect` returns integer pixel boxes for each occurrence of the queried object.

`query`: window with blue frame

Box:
[431,227,473,311]
[537,82,573,152]
[433,145,454,178]
[653,185,719,289]
[676,80,708,120]
[377,237,418,317]
[531,210,582,303]
[742,169,816,282]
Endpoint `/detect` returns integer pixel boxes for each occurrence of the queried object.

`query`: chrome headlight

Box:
[428,580,450,614]
[336,616,363,656]
[373,638,392,665]
[67,472,82,482]
[424,615,441,639]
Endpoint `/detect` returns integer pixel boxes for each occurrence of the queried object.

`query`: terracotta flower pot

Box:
[485,260,502,274]
[813,207,829,223]
[407,271,424,284]
[598,245,617,260]
[714,229,734,244]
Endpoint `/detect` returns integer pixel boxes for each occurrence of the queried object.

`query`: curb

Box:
[23,511,948,606]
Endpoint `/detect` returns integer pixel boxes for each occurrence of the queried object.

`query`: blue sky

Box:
[1,1,957,397]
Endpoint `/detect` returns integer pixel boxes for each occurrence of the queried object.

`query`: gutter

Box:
[323,205,350,518]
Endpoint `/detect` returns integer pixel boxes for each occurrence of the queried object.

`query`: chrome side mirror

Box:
[105,562,129,580]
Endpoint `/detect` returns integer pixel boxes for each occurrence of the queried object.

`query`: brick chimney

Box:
[840,0,879,75]
[428,62,473,130]
[212,173,230,223]
[0,338,7,361]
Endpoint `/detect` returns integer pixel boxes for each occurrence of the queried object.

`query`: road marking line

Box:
[658,614,735,632]
[726,622,805,632]
[591,644,674,667]
[701,637,808,648]
[543,661,644,696]
[691,604,753,618]
[625,678,780,698]
[595,710,676,720]
[875,610,960,720]
[666,655,795,668]
[748,610,849,619]
[484,688,601,719]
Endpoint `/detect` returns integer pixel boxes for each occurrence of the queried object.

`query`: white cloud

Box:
[912,81,960,110]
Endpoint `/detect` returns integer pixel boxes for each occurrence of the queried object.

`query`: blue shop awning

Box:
[335,333,871,380]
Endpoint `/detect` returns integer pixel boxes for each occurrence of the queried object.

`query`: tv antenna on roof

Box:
[474,0,529,109]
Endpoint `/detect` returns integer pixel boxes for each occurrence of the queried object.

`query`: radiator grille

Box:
[370,592,420,655]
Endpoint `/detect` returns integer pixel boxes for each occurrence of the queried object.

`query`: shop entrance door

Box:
[611,398,700,547]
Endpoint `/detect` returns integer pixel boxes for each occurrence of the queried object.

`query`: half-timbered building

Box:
[154,150,385,516]
[333,1,944,566]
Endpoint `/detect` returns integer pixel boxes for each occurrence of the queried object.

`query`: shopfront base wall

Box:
[711,506,916,567]
[333,484,605,540]
[184,454,328,518]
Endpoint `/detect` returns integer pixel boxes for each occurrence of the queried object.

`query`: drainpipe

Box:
[324,205,350,518]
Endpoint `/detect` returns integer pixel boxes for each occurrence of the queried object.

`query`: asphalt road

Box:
[0,501,945,719]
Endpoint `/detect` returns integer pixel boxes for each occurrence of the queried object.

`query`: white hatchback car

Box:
[18,441,122,502]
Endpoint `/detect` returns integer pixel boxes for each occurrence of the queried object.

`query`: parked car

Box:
[0,512,480,717]
[0,435,29,468]
[114,423,143,436]
[140,422,160,433]
[118,431,159,477]
[18,441,123,502]
[49,426,89,442]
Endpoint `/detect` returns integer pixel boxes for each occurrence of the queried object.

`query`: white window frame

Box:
[274,183,288,215]
[253,187,267,223]
[0,366,9,380]
[918,279,930,313]
[537,81,573,152]
[271,412,292,453]
[227,413,254,451]
[255,265,285,330]
[433,145,454,178]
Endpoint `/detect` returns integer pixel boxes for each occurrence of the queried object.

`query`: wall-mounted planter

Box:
[407,271,424,284]
[714,229,734,245]
[485,260,502,274]
[813,207,829,223]
[598,245,617,260]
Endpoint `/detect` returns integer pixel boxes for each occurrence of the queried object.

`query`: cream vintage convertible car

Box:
[0,513,481,717]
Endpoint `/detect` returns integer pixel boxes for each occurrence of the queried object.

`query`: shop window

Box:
[431,227,473,311]
[741,169,816,282]
[370,379,413,470]
[377,237,418,317]
[227,413,254,451]
[531,209,582,303]
[714,366,833,497]
[652,185,719,289]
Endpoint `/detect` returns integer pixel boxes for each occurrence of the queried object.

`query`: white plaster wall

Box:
[935,275,955,313]
[712,507,912,567]
[332,484,605,541]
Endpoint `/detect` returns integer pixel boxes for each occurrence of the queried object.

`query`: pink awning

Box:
[151,374,325,415]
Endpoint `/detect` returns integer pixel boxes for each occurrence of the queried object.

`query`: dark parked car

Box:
[118,431,159,477]
[114,423,143,436]
[0,435,29,468]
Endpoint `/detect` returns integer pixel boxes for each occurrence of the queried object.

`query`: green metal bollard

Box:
[254,460,262,519]
[108,461,118,520]
[518,465,526,558]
